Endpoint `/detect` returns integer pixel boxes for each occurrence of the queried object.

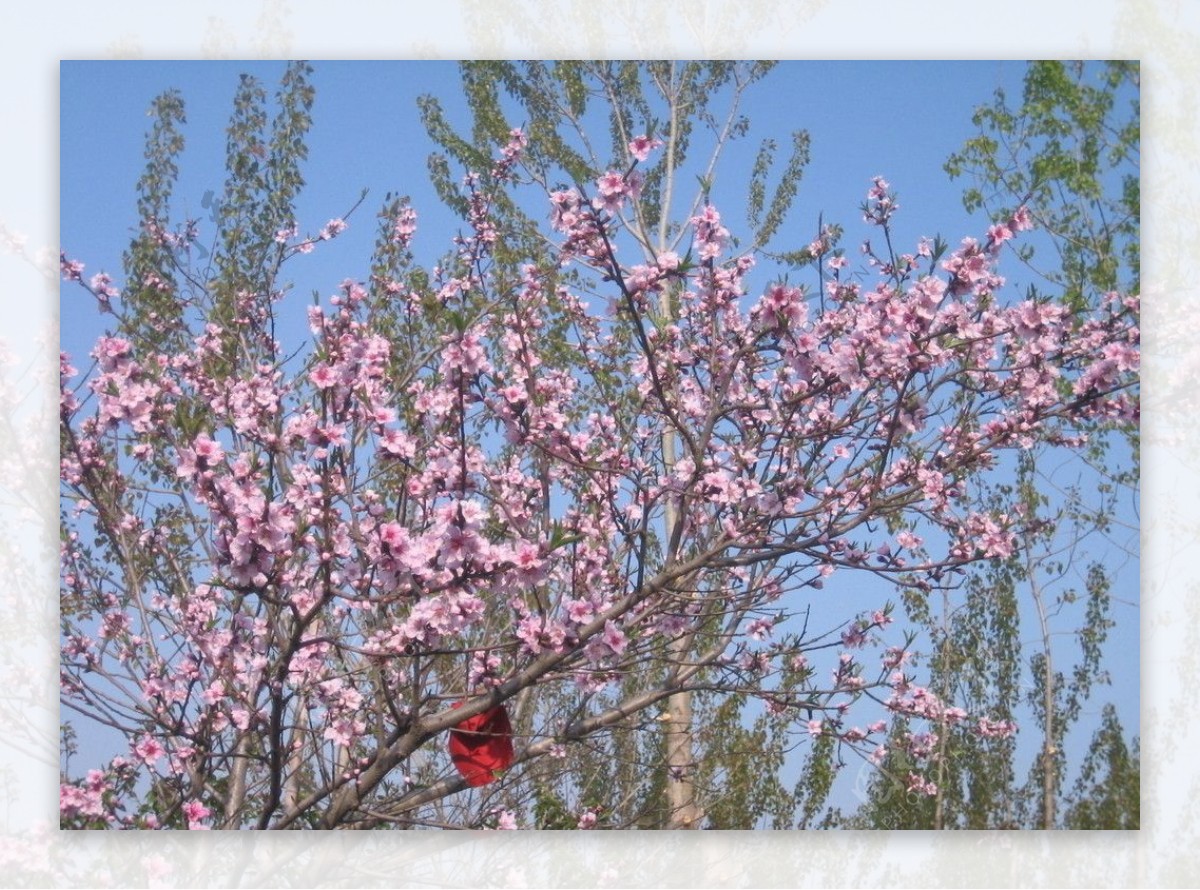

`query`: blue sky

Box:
[59,60,1139,822]
[60,60,1026,318]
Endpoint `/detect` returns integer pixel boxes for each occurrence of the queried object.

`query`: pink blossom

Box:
[691,205,729,260]
[89,272,120,303]
[597,171,626,197]
[176,433,225,479]
[132,735,166,766]
[516,614,568,656]
[987,222,1014,246]
[577,809,599,829]
[841,624,868,648]
[310,363,338,389]
[323,714,365,748]
[1009,205,1034,231]
[60,252,85,281]
[628,134,664,162]
[564,598,594,625]
[182,799,211,829]
[585,619,628,662]
[391,205,417,246]
[494,809,518,830]
[320,218,348,240]
[60,778,108,820]
[745,617,774,641]
[864,176,898,224]
[739,651,771,673]
[593,171,636,213]
[656,250,681,271]
[906,773,938,797]
[978,716,1018,738]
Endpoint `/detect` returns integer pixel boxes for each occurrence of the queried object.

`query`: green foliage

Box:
[1062,704,1140,829]
[121,90,187,354]
[838,720,934,830]
[945,60,1139,311]
[210,62,316,371]
[112,61,319,449]
[794,730,838,829]
[693,694,796,829]
[751,130,811,250]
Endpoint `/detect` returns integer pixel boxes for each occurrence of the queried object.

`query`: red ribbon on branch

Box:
[448,701,514,786]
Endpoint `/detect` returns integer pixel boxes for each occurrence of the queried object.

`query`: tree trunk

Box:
[1029,544,1056,830]
[664,634,704,829]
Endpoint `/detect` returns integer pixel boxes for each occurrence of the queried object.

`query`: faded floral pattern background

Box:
[1,0,1194,884]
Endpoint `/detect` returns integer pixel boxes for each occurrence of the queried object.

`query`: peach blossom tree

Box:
[59,63,1138,830]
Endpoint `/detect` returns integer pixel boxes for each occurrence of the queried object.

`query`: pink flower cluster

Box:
[628,134,663,162]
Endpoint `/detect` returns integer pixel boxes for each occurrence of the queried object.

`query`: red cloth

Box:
[448,701,514,786]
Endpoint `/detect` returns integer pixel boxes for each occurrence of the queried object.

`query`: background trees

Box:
[843,60,1140,830]
[59,61,1138,830]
